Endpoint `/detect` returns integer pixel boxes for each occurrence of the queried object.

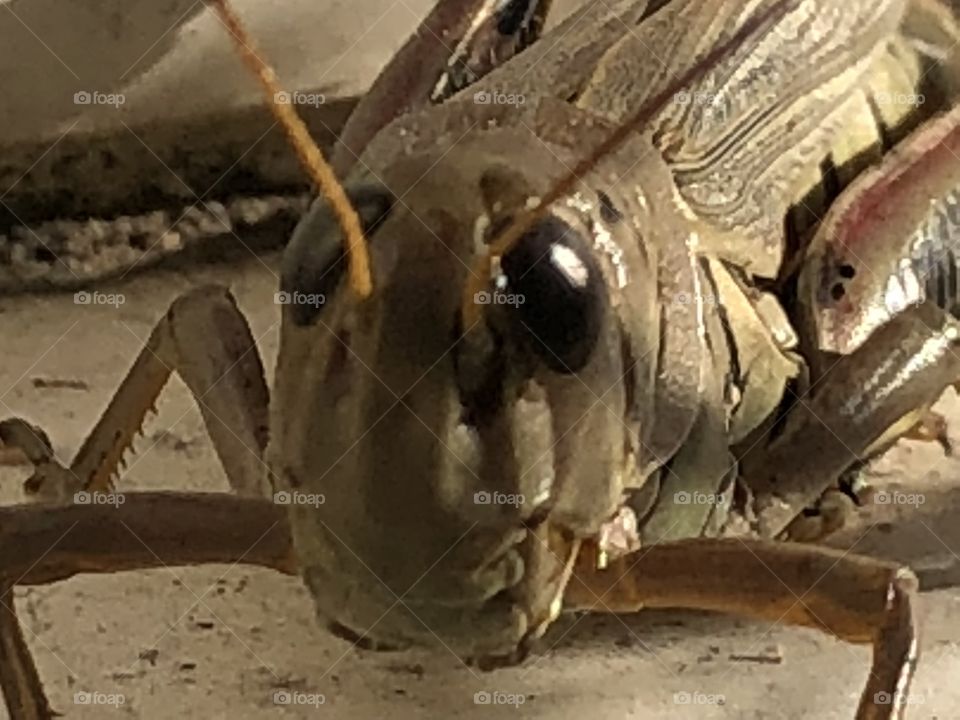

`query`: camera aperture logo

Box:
[275,291,325,308]
[74,291,125,307]
[474,290,524,307]
[473,90,525,106]
[273,690,326,707]
[74,90,125,107]
[474,690,525,707]
[473,490,524,507]
[274,490,325,507]
[74,490,125,507]
[74,691,125,706]
[273,90,326,108]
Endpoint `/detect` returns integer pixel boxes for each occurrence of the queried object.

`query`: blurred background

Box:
[0,0,586,142]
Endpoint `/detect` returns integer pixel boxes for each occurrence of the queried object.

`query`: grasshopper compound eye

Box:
[498,216,606,374]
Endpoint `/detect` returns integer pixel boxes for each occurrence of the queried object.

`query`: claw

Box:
[596,506,641,569]
[0,418,81,502]
[0,419,53,465]
[903,408,952,455]
[780,488,856,543]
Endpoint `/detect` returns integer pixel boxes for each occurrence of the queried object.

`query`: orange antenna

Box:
[207,0,372,298]
[463,0,799,324]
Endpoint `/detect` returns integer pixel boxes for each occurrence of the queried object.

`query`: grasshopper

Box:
[2,0,960,717]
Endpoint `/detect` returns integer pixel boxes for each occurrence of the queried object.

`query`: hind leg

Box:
[2,285,271,501]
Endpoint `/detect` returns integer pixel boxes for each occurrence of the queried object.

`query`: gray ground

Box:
[0,257,959,720]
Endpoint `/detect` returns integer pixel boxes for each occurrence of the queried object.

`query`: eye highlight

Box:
[499,216,605,373]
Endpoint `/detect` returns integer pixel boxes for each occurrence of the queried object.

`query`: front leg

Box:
[738,301,960,539]
[566,538,919,720]
[0,494,294,719]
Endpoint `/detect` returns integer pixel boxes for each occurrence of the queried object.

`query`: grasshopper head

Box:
[268,130,636,662]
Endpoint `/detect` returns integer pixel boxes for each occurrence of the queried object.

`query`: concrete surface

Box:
[1,259,960,720]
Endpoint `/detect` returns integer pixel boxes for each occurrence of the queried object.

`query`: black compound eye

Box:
[280,185,393,326]
[499,216,605,373]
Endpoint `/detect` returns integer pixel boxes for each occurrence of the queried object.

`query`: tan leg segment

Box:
[0,492,294,719]
[7,285,271,499]
[0,583,51,720]
[566,538,918,720]
[1,493,294,585]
